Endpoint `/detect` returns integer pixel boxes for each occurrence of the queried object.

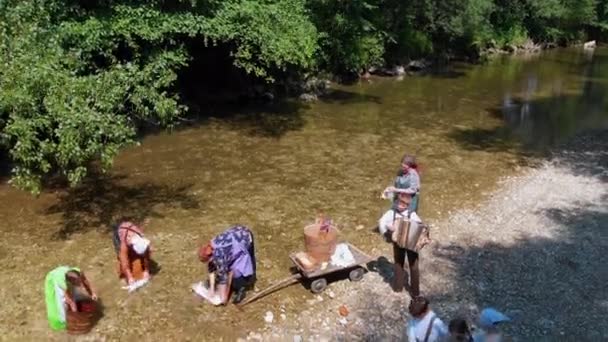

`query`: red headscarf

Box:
[198,243,213,263]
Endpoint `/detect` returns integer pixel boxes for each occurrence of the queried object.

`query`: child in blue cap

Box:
[472,308,510,342]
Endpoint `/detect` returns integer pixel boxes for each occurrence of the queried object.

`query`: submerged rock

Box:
[407,59,429,71]
[299,93,318,102]
[264,311,274,324]
[584,40,597,49]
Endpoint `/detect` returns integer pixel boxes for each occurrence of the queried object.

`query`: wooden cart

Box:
[238,242,372,306]
[289,242,372,294]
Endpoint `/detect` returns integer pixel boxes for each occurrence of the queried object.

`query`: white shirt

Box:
[378,209,422,235]
[54,284,66,323]
[406,311,448,342]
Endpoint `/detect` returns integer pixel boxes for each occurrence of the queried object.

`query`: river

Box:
[0,47,607,339]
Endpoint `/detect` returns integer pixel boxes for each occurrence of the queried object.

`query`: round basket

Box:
[304,224,338,262]
[66,300,97,335]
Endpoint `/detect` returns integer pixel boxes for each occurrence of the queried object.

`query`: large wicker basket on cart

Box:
[303,220,338,263]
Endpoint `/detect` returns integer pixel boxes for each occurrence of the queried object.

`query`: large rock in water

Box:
[504,44,518,53]
[584,40,596,49]
[299,93,318,102]
[407,59,429,71]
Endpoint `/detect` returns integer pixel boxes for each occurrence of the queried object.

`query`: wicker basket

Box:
[304,223,338,262]
[66,299,97,335]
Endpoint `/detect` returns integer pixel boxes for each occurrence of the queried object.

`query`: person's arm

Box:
[381,185,396,198]
[217,271,233,305]
[143,250,151,279]
[208,272,216,293]
[435,318,449,338]
[119,237,134,284]
[210,250,231,304]
[80,272,98,300]
[64,292,78,312]
[379,209,398,234]
[406,321,416,342]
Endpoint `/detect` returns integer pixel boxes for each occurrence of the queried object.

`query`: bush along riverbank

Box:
[2,0,608,193]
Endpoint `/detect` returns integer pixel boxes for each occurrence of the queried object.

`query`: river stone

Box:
[264,311,274,324]
[299,93,318,102]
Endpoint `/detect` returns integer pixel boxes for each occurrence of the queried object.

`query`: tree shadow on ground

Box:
[430,203,608,339]
[176,88,383,138]
[427,132,608,339]
[46,170,200,239]
[367,256,394,285]
[420,65,469,79]
[347,130,608,340]
[447,126,521,153]
[208,100,308,138]
[0,149,13,185]
[318,89,382,105]
[551,129,608,182]
[447,77,608,155]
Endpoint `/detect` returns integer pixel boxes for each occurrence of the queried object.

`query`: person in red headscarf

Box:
[197,225,256,305]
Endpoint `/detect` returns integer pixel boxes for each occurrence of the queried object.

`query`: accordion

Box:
[391,216,425,251]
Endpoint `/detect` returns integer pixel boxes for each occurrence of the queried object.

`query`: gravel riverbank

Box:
[249,130,608,341]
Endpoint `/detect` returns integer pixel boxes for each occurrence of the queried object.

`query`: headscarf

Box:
[198,243,213,262]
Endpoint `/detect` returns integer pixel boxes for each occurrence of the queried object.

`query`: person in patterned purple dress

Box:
[198,225,256,304]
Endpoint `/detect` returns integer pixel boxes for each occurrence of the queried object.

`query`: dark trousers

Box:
[393,243,420,297]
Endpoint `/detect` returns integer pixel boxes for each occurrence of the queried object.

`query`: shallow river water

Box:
[0,48,607,339]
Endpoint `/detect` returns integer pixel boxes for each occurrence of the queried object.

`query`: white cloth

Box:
[54,284,66,324]
[330,243,355,267]
[192,282,222,305]
[378,209,422,235]
[131,235,150,255]
[406,311,448,342]
[122,278,150,293]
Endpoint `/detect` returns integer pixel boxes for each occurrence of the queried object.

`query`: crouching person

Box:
[112,218,152,286]
[198,225,256,305]
[45,266,98,331]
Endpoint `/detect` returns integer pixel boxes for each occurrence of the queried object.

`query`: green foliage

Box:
[0,0,318,193]
[203,0,318,79]
[309,0,386,73]
[1,0,607,193]
[461,0,495,48]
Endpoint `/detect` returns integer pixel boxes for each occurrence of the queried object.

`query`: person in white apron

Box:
[379,193,430,296]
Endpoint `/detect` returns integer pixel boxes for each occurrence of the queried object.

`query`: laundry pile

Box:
[330,243,355,267]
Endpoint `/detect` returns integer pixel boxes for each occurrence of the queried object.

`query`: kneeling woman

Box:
[198,225,256,305]
[44,266,98,331]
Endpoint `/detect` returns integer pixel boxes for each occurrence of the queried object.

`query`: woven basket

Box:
[66,300,97,335]
[304,224,338,262]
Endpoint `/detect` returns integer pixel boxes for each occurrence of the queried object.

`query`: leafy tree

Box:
[0,0,605,194]
[309,0,386,74]
[0,0,317,193]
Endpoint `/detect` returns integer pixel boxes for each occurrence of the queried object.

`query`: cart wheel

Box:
[310,278,327,294]
[349,267,365,282]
